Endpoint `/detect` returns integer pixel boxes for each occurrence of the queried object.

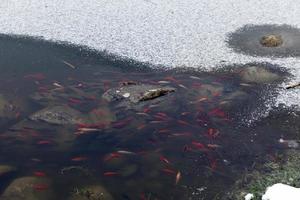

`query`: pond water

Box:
[0,35,298,200]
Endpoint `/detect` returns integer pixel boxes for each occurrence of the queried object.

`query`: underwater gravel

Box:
[1,0,300,108]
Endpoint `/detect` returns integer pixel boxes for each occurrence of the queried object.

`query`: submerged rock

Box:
[69,185,114,200]
[29,105,83,125]
[120,164,138,177]
[227,24,300,57]
[103,84,175,103]
[260,35,283,47]
[1,176,53,200]
[240,66,281,83]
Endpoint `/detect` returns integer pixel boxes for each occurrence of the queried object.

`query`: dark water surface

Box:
[0,35,297,200]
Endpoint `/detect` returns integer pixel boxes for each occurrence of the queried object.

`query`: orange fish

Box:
[175,171,181,185]
[34,171,46,177]
[71,156,88,162]
[24,73,46,81]
[103,172,119,177]
[192,141,207,150]
[208,108,226,118]
[207,128,220,139]
[209,159,217,170]
[177,120,190,126]
[37,140,51,145]
[158,129,170,134]
[161,168,176,175]
[160,156,171,164]
[104,153,121,162]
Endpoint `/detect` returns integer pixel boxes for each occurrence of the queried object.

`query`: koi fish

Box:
[192,141,207,150]
[177,120,190,126]
[137,124,146,130]
[32,183,49,191]
[164,76,178,83]
[156,112,168,118]
[161,168,176,175]
[68,98,82,104]
[160,156,171,164]
[175,171,181,185]
[209,159,217,170]
[53,82,64,88]
[143,107,151,113]
[190,76,201,80]
[117,150,136,155]
[24,73,46,81]
[71,156,88,162]
[104,153,121,162]
[62,60,76,69]
[34,171,46,177]
[208,108,226,118]
[183,145,192,152]
[158,129,171,134]
[158,81,171,84]
[37,140,51,145]
[103,172,119,177]
[149,121,164,124]
[172,132,192,137]
[181,112,190,116]
[207,144,221,149]
[112,118,132,129]
[178,84,187,89]
[207,128,220,139]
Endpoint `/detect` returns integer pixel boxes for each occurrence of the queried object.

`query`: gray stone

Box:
[0,176,53,200]
[29,105,83,125]
[240,66,281,83]
[260,34,283,47]
[102,84,175,103]
[69,185,114,200]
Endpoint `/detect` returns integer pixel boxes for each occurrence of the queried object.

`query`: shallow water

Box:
[0,35,298,200]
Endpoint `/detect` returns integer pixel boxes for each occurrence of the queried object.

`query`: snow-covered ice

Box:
[262,183,300,200]
[1,0,300,107]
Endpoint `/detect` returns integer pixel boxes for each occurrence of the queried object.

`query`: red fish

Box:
[143,107,151,113]
[103,172,119,177]
[161,168,176,175]
[208,108,226,118]
[37,140,51,145]
[209,159,217,170]
[103,153,121,162]
[164,76,178,83]
[172,132,191,137]
[160,155,171,164]
[34,171,46,177]
[24,73,46,81]
[137,124,146,130]
[68,98,82,104]
[177,120,190,126]
[71,156,88,162]
[207,128,220,139]
[158,129,171,134]
[183,145,192,152]
[112,118,132,129]
[175,171,181,185]
[192,141,207,150]
[32,183,49,191]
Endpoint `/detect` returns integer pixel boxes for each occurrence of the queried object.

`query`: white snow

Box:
[262,183,300,200]
[1,0,300,107]
[245,193,254,200]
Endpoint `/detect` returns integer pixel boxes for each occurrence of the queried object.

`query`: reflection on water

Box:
[0,35,296,200]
